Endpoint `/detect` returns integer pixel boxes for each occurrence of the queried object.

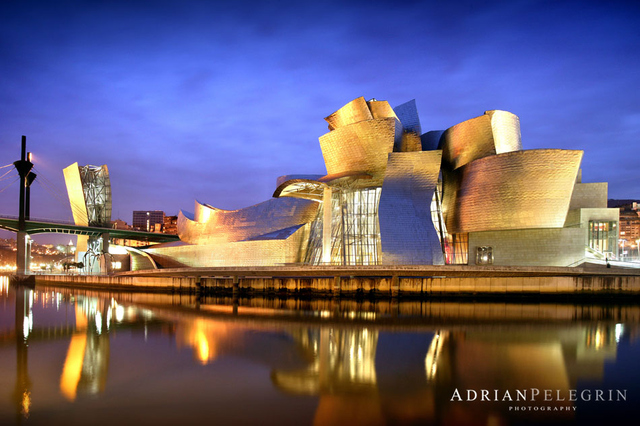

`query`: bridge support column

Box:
[16,232,28,276]
[101,232,111,275]
[13,136,34,276]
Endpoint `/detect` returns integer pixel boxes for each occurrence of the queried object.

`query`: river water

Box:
[1,276,639,425]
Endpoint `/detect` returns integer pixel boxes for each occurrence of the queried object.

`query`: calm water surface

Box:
[1,276,639,425]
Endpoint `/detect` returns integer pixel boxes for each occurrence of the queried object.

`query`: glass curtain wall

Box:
[80,165,112,227]
[588,221,618,258]
[430,180,468,264]
[305,187,382,265]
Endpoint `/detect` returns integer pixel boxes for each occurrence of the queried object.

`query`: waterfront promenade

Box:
[22,262,640,298]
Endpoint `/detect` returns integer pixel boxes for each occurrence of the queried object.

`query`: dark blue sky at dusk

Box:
[1,0,639,243]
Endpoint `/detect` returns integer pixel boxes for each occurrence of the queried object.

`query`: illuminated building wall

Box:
[63,163,112,228]
[379,151,444,265]
[144,97,616,268]
[63,163,112,263]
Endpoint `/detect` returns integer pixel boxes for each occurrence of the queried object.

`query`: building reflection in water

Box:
[60,298,111,401]
[271,328,383,425]
[267,321,625,425]
[0,279,633,425]
[12,283,33,421]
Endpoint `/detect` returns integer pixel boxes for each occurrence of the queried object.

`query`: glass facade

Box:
[305,187,382,265]
[588,221,618,257]
[430,181,468,264]
[79,165,112,227]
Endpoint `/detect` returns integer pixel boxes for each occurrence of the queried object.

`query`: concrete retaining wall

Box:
[33,273,640,298]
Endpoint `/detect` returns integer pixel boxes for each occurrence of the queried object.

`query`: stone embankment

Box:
[27,264,640,299]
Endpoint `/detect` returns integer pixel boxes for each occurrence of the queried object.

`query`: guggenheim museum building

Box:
[143,97,618,268]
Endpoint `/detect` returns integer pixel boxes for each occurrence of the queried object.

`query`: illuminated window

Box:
[430,180,468,265]
[305,186,381,265]
[588,220,618,257]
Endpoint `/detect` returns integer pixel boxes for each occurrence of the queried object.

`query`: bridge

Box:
[2,136,180,276]
[0,214,179,243]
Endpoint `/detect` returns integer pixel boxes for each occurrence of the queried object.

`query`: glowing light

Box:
[594,330,603,348]
[425,331,447,380]
[115,305,125,322]
[106,307,112,331]
[95,312,102,334]
[615,323,624,343]
[21,391,31,418]
[23,316,30,339]
[60,334,88,401]
[195,331,211,364]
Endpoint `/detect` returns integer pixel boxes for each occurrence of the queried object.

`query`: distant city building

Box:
[617,203,640,258]
[164,215,178,235]
[140,97,618,269]
[111,219,131,230]
[132,211,165,232]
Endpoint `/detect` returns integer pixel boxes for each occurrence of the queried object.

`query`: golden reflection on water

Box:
[60,333,87,401]
[0,281,636,425]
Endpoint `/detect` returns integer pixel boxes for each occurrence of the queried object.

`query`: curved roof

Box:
[319,117,401,177]
[393,99,421,135]
[324,96,373,131]
[439,110,522,170]
[178,197,319,245]
[272,172,375,199]
[272,179,326,200]
[442,149,583,233]
[275,174,325,188]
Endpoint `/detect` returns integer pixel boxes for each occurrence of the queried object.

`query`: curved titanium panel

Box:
[319,117,401,176]
[393,99,422,135]
[487,110,522,154]
[324,97,373,131]
[439,110,522,170]
[421,130,444,151]
[275,174,324,188]
[399,131,422,152]
[272,178,326,200]
[442,149,583,233]
[148,223,310,267]
[63,162,89,226]
[366,100,398,121]
[178,197,319,245]
[379,151,444,265]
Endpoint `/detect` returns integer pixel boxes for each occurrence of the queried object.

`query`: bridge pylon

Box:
[13,136,35,276]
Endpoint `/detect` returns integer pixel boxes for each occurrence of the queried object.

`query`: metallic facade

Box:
[319,117,401,178]
[63,163,112,227]
[145,96,614,268]
[442,149,583,234]
[379,151,444,265]
[439,110,522,170]
[178,197,319,245]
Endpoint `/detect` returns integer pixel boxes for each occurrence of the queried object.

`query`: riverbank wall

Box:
[23,264,640,299]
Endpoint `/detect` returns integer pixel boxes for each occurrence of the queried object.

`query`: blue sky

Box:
[1,0,639,243]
